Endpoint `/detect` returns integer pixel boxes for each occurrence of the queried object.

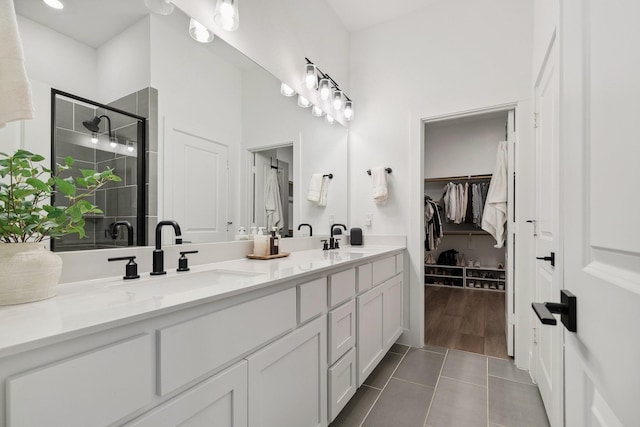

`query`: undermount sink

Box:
[107,269,263,298]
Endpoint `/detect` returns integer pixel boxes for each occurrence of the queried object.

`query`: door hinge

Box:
[533,113,538,128]
[532,327,538,344]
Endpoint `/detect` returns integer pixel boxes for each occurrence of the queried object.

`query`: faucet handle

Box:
[177,250,198,272]
[321,239,329,251]
[334,238,340,249]
[108,256,140,280]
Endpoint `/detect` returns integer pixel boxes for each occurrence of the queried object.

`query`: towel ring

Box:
[367,168,392,175]
[323,173,333,179]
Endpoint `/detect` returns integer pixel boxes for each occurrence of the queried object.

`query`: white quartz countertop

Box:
[0,245,404,357]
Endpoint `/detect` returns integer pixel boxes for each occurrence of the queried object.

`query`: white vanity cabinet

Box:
[356,257,404,386]
[247,316,327,427]
[125,360,248,427]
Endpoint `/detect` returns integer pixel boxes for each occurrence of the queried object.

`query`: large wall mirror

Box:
[9,0,348,250]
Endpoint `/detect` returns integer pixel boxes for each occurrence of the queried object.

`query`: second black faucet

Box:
[151,220,183,275]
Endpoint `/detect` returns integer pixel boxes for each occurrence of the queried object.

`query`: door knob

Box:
[532,290,577,332]
[536,252,555,266]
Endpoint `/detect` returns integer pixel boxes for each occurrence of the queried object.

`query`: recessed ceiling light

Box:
[43,0,64,10]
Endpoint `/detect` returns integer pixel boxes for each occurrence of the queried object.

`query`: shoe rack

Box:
[424,264,505,292]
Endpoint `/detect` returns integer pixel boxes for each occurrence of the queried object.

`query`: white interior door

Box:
[506,109,516,357]
[560,1,640,425]
[171,129,229,243]
[533,36,563,427]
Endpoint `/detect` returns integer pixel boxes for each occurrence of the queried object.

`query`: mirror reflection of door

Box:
[253,145,293,237]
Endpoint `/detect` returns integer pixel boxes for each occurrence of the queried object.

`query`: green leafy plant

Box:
[0,149,121,243]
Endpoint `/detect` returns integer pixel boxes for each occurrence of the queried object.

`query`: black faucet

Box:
[110,221,134,246]
[298,223,313,237]
[151,220,183,275]
[329,224,347,249]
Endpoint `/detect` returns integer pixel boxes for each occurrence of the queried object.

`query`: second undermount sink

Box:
[107,269,263,298]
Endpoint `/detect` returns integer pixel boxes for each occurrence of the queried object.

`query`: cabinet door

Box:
[247,316,327,427]
[382,275,403,348]
[328,348,357,422]
[328,299,356,365]
[126,361,247,427]
[356,285,384,386]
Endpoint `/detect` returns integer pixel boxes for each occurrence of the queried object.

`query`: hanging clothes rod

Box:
[424,173,492,183]
[367,167,392,175]
[323,173,333,179]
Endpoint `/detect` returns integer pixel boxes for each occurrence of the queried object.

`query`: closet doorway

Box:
[423,107,516,359]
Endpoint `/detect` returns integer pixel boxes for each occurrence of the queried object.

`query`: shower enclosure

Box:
[51,90,147,251]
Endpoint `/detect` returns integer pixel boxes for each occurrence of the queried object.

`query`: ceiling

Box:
[324,0,439,33]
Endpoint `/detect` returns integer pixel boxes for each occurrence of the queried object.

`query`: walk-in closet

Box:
[423,108,515,359]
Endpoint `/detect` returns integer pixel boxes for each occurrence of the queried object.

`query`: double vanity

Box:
[0,243,405,427]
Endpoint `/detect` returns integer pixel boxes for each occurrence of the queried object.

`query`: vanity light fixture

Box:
[280,83,295,97]
[311,105,324,117]
[297,94,311,108]
[126,140,135,153]
[214,0,240,31]
[343,100,353,121]
[303,63,318,90]
[302,58,354,122]
[325,114,335,124]
[144,0,174,15]
[109,138,118,148]
[189,18,214,43]
[43,0,64,10]
[90,133,99,144]
[318,78,331,100]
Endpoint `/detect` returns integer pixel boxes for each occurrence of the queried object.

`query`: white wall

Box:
[18,15,97,101]
[98,17,151,103]
[348,0,535,358]
[150,13,243,229]
[172,0,351,126]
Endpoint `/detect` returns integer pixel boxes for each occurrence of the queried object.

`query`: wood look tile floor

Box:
[424,286,508,359]
[329,345,550,427]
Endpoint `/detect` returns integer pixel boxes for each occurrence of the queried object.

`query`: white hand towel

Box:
[0,0,34,127]
[307,173,323,203]
[370,166,388,205]
[317,176,329,207]
[482,141,508,247]
[265,169,282,230]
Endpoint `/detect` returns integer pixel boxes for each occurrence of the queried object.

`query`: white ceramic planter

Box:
[0,243,62,305]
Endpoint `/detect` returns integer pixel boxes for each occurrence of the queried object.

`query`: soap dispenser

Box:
[270,227,279,255]
[253,227,268,256]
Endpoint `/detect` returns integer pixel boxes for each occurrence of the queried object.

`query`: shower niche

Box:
[51,90,148,251]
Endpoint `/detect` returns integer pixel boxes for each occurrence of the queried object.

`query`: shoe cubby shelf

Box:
[424,264,505,292]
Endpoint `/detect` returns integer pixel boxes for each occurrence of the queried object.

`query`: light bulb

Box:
[311,105,324,117]
[332,90,343,110]
[127,141,135,152]
[214,0,239,31]
[43,0,64,9]
[280,83,295,97]
[90,132,98,144]
[325,115,335,124]
[297,95,311,108]
[344,100,353,121]
[303,63,317,89]
[109,138,117,148]
[319,78,331,100]
[189,18,214,43]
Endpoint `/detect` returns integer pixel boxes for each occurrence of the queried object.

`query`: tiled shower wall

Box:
[53,88,158,251]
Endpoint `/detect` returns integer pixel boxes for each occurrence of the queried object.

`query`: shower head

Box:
[82,116,101,133]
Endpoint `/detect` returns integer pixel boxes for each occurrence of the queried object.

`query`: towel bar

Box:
[367,168,392,175]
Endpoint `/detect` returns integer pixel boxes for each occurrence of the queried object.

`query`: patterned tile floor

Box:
[330,344,550,427]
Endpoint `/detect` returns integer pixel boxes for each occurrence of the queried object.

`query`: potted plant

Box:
[0,149,120,305]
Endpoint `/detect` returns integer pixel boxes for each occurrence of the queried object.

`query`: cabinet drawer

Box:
[7,335,153,427]
[298,277,327,324]
[357,264,372,293]
[158,288,296,395]
[328,347,357,422]
[329,268,356,307]
[328,299,356,365]
[372,257,396,286]
[126,360,247,427]
[396,253,404,273]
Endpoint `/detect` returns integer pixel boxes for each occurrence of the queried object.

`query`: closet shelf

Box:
[442,230,489,236]
[424,174,492,183]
